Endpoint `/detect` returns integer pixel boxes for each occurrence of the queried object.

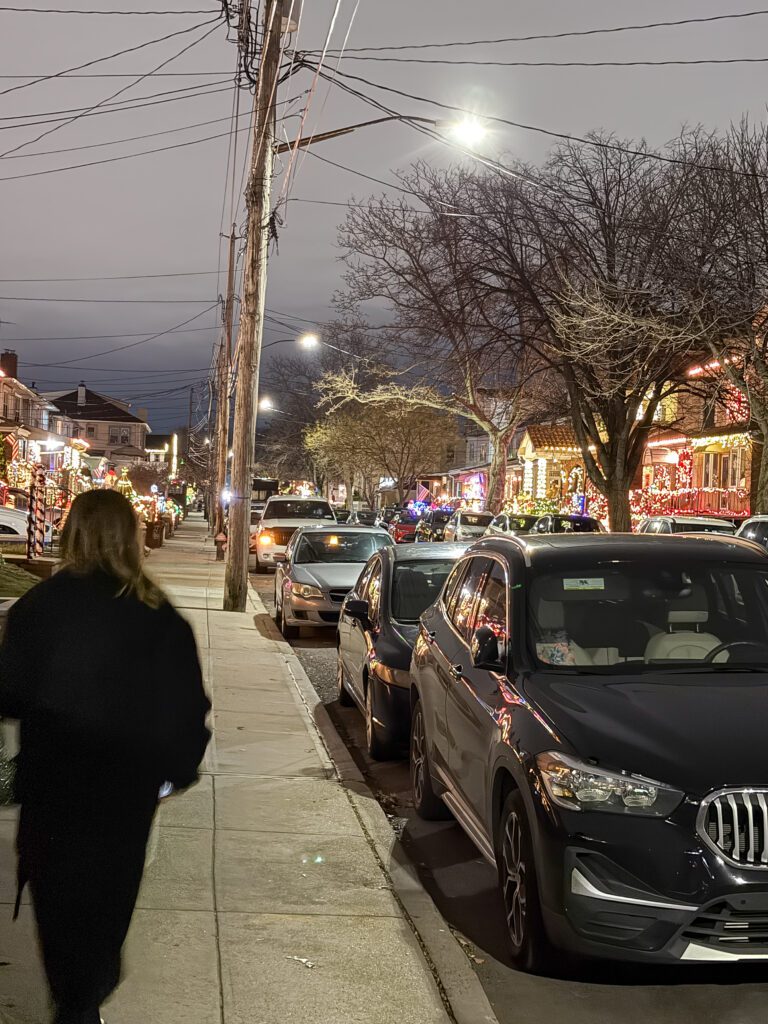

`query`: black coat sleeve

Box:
[157,611,211,790]
[0,596,37,721]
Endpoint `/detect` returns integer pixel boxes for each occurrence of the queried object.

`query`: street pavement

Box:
[0,518,463,1024]
[251,570,768,1024]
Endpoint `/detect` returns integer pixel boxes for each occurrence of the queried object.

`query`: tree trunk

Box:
[605,475,632,533]
[754,438,768,515]
[485,432,509,514]
[345,477,354,509]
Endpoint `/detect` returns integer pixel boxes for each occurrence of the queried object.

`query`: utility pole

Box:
[224,0,285,611]
[213,225,237,538]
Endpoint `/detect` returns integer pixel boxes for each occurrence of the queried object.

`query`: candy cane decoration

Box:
[26,464,47,559]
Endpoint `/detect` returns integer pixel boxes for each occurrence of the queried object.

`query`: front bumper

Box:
[249,542,286,568]
[283,592,342,627]
[531,796,768,962]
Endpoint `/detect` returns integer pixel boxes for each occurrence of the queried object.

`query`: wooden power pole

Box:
[224,0,285,611]
[213,225,237,538]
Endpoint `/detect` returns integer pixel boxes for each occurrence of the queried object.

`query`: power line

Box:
[0,18,224,159]
[313,53,768,69]
[312,8,768,52]
[0,295,219,304]
[0,6,216,13]
[0,15,223,98]
[308,61,768,181]
[0,71,229,78]
[0,121,253,182]
[0,270,220,282]
[0,324,234,341]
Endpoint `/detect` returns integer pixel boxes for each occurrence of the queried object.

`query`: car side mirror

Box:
[273,551,287,563]
[471,625,503,670]
[345,598,370,625]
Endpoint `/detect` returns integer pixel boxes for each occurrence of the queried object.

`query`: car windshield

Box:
[461,513,493,528]
[397,510,421,523]
[391,559,457,622]
[528,561,768,673]
[294,531,389,564]
[672,521,734,534]
[266,500,334,520]
[431,511,453,524]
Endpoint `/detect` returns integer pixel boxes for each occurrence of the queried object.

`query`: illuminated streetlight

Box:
[299,333,320,349]
[259,396,274,411]
[448,116,487,149]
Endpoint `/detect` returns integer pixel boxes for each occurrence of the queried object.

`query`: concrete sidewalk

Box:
[0,517,460,1024]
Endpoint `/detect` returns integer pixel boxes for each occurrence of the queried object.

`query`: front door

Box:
[447,558,509,831]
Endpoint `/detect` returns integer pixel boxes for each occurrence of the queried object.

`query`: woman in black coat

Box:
[0,489,211,1024]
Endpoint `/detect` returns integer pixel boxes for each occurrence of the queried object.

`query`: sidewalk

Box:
[0,516,457,1024]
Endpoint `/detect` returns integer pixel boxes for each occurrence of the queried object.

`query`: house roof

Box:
[45,388,146,424]
[522,423,580,452]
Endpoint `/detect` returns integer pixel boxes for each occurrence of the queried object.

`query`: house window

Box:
[86,425,95,438]
[120,428,130,446]
[702,452,720,489]
[71,425,80,439]
[109,427,119,444]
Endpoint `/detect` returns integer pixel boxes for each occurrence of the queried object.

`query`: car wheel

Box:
[365,677,396,760]
[336,652,354,707]
[279,600,300,640]
[255,555,269,575]
[497,790,551,972]
[410,698,451,820]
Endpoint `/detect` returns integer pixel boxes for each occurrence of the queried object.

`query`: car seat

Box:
[644,584,725,662]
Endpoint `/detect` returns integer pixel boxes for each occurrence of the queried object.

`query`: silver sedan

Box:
[273,525,394,639]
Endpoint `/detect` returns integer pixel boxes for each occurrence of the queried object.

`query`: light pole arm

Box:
[275,115,436,154]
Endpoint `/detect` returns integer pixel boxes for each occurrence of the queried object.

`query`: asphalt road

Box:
[252,571,768,1024]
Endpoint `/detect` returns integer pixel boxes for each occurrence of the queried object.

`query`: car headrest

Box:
[537,599,564,631]
[667,583,709,625]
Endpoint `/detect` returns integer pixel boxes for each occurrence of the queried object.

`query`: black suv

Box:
[410,533,768,969]
[414,508,455,543]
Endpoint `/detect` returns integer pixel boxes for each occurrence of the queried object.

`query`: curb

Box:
[249,583,500,1024]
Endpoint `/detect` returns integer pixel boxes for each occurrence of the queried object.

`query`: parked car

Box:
[273,525,393,639]
[410,532,768,970]
[0,507,53,550]
[388,509,422,544]
[337,543,468,758]
[414,508,455,543]
[637,515,736,536]
[443,510,494,542]
[375,506,399,529]
[250,496,336,573]
[530,514,605,534]
[354,509,379,527]
[485,513,539,537]
[735,515,768,548]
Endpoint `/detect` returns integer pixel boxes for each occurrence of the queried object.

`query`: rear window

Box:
[265,500,334,520]
[559,517,601,533]
[461,513,493,527]
[294,531,390,564]
[431,511,452,524]
[672,521,734,535]
[391,559,457,623]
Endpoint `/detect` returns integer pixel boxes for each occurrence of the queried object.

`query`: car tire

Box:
[279,600,300,640]
[255,555,269,575]
[410,698,451,820]
[497,790,552,973]
[365,677,396,760]
[336,652,354,706]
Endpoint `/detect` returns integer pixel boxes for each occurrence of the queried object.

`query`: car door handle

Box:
[451,664,463,678]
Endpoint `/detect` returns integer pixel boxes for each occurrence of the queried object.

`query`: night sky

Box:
[1,0,766,431]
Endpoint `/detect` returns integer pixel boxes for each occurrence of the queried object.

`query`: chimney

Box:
[77,381,86,407]
[0,350,18,380]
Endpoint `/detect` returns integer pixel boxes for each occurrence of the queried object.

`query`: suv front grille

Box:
[683,902,768,949]
[329,589,350,604]
[698,789,768,869]
[269,527,297,546]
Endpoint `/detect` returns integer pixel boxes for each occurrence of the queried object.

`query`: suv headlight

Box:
[535,751,683,817]
[292,583,323,599]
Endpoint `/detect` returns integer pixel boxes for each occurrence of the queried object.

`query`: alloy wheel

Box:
[501,810,527,950]
[411,707,426,806]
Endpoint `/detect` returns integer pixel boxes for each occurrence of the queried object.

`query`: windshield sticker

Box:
[563,577,605,591]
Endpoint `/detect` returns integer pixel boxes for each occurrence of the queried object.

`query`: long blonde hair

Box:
[60,489,166,608]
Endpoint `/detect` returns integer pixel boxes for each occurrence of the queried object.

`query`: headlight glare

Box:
[535,751,683,817]
[292,583,323,599]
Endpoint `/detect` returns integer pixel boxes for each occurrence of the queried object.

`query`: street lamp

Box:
[258,396,274,412]
[447,116,487,149]
[299,332,319,349]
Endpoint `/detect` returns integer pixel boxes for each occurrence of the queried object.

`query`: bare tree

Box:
[335,174,558,513]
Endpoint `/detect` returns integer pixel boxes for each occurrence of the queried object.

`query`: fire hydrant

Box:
[215,532,227,561]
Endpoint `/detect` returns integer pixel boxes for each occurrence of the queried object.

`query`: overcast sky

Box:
[1,0,768,430]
